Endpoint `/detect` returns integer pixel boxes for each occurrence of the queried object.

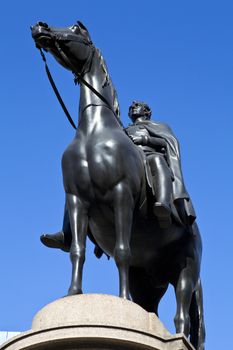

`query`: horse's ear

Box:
[77,21,89,34]
[77,20,92,42]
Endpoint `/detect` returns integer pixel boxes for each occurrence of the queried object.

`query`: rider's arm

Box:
[142,135,166,148]
[127,134,167,151]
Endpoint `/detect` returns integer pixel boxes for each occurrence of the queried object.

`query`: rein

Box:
[39,48,77,130]
[37,36,118,130]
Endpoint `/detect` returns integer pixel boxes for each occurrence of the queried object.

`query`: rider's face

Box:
[129,102,149,121]
[129,102,145,119]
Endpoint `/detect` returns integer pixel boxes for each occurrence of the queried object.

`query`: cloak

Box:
[128,120,196,224]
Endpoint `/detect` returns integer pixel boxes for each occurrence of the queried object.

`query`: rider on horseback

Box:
[126,101,196,228]
[40,101,196,251]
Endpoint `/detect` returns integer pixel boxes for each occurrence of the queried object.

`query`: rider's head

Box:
[128,101,152,122]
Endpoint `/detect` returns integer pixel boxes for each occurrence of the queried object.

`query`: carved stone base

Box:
[0,294,194,350]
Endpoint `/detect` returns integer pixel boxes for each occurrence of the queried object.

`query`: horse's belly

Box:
[89,208,161,268]
[89,206,116,255]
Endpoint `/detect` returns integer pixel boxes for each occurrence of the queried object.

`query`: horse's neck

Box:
[78,49,120,129]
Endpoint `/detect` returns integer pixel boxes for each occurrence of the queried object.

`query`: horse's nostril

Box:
[38,21,49,28]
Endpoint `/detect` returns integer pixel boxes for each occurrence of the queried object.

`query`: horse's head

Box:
[31,21,93,74]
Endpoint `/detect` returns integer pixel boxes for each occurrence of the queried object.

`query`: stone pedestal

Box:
[0,294,194,350]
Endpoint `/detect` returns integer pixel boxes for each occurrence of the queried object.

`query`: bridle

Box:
[36,29,120,129]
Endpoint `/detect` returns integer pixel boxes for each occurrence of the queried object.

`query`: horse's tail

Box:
[189,278,206,350]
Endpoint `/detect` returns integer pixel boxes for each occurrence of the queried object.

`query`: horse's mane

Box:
[95,48,122,125]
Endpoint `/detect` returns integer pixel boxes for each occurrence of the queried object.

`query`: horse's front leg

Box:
[66,193,88,295]
[113,183,134,300]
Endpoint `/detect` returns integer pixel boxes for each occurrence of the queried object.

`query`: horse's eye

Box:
[71,25,79,31]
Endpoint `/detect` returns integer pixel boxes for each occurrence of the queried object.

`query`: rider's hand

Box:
[130,135,143,144]
[130,135,148,145]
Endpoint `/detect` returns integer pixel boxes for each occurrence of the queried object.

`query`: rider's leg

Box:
[113,182,133,300]
[148,154,173,227]
[40,204,105,258]
[40,205,72,252]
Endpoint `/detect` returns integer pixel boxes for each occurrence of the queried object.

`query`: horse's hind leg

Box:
[173,258,198,337]
[129,266,168,314]
[189,279,205,350]
[113,183,133,300]
[66,193,88,295]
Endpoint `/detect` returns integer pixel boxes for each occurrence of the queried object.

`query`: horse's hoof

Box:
[67,287,83,296]
[120,293,131,300]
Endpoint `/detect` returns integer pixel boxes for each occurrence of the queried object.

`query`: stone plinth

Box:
[0,294,194,350]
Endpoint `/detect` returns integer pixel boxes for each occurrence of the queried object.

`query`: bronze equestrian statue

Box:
[31,21,205,350]
[41,101,196,247]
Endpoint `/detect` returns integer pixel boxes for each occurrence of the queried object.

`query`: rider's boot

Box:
[153,202,172,228]
[40,230,105,258]
[40,231,70,252]
[149,155,173,228]
[40,205,72,252]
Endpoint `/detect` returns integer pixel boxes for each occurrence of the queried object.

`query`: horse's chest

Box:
[62,143,114,200]
[62,144,93,196]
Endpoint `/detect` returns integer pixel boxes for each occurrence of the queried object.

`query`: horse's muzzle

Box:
[31,23,52,48]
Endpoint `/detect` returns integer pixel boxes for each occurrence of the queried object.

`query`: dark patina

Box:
[31,21,205,350]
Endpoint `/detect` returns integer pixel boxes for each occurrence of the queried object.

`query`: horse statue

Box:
[31,21,205,350]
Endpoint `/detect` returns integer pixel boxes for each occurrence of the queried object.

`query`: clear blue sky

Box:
[1,1,233,349]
